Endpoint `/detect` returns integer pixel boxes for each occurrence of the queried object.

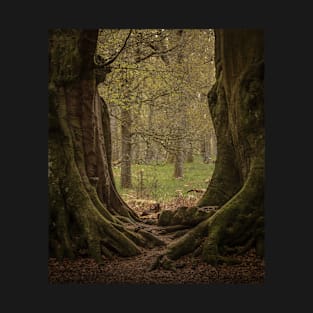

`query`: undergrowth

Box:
[112,156,215,205]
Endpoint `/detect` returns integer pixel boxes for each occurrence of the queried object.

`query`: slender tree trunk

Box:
[173,118,185,178]
[131,139,139,164]
[173,30,187,178]
[145,142,154,163]
[120,107,132,188]
[186,142,194,163]
[201,133,211,163]
[173,120,185,178]
[109,103,120,163]
[145,102,155,163]
[209,128,217,159]
[173,144,184,178]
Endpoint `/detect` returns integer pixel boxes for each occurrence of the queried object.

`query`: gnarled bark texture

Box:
[48,29,159,262]
[161,29,264,264]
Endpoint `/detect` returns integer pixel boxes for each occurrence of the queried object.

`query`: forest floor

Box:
[48,198,265,284]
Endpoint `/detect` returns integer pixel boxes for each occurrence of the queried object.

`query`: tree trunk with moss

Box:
[48,29,162,262]
[159,29,264,265]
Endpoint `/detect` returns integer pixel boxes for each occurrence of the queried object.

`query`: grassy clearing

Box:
[112,156,215,205]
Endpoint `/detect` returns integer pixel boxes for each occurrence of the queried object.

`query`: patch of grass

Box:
[112,156,215,203]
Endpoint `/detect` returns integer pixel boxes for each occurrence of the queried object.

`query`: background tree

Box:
[99,29,216,187]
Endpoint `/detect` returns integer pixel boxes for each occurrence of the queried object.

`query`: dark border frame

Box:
[5,1,306,312]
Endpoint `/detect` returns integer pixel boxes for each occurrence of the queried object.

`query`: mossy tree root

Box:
[49,30,165,262]
[158,206,215,227]
[49,92,162,262]
[49,143,142,262]
[162,158,264,265]
[49,133,167,262]
[166,219,210,260]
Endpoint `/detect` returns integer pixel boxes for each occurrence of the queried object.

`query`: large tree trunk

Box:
[48,29,161,262]
[159,29,264,265]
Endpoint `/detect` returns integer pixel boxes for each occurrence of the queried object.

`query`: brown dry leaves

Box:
[48,248,264,284]
[48,199,265,284]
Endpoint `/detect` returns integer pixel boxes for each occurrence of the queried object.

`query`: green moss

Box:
[201,240,219,264]
[158,210,174,226]
[158,206,212,227]
[198,77,241,207]
[49,91,141,260]
[167,219,209,260]
[49,29,82,84]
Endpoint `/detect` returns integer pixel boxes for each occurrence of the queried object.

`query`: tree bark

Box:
[109,103,120,163]
[160,29,264,265]
[145,102,155,163]
[173,30,186,178]
[209,128,217,159]
[120,107,133,188]
[48,29,160,262]
[186,142,194,163]
[173,129,185,178]
[201,133,211,163]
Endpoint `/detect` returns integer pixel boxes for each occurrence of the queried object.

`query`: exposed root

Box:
[137,229,166,247]
[170,229,190,239]
[234,237,255,256]
[116,215,138,225]
[167,219,210,260]
[100,245,113,259]
[141,218,158,225]
[158,206,215,227]
[148,254,176,272]
[155,156,264,265]
[148,254,164,271]
[158,224,191,234]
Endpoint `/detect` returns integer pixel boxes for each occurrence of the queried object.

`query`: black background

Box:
[2,1,311,312]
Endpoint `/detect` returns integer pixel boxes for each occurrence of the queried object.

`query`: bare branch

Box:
[103,29,133,66]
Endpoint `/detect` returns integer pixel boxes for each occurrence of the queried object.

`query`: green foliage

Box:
[112,156,215,202]
[97,29,216,159]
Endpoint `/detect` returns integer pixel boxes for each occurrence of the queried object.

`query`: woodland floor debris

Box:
[48,249,264,284]
[48,199,265,284]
